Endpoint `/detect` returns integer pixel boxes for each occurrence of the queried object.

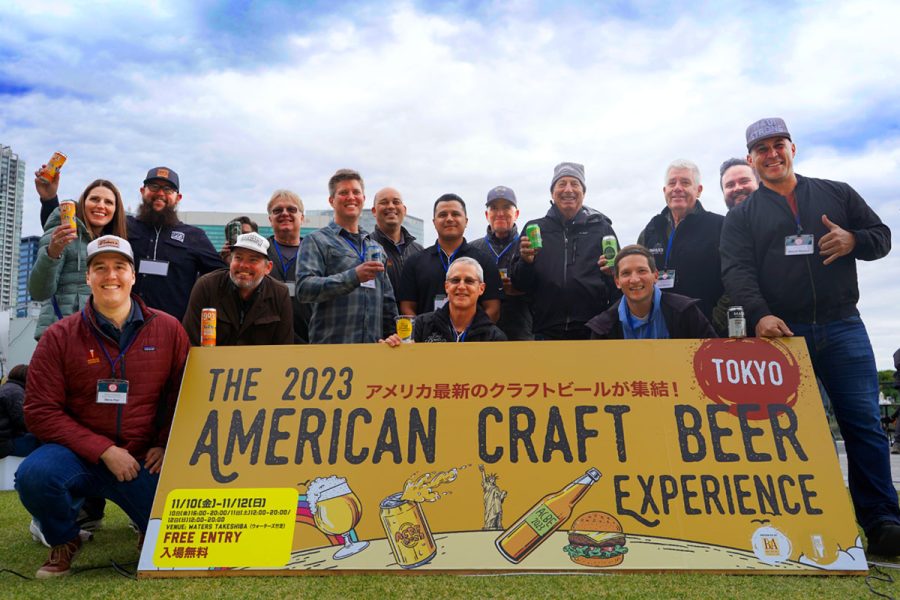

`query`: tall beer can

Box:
[59,200,77,230]
[602,235,619,263]
[37,151,67,183]
[201,308,217,347]
[380,492,436,568]
[728,306,747,338]
[525,224,542,250]
[226,220,243,246]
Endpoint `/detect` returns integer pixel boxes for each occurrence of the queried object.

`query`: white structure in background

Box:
[0,144,26,310]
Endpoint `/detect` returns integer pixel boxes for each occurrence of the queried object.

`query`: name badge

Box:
[97,379,129,405]
[284,281,296,296]
[434,294,448,310]
[360,279,376,289]
[139,259,170,276]
[657,269,676,289]
[785,234,814,256]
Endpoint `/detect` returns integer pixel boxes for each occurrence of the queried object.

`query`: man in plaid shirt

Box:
[297,169,398,343]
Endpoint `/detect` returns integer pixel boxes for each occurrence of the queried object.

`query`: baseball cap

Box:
[87,235,134,265]
[143,167,180,191]
[486,185,517,207]
[232,232,270,256]
[746,118,791,150]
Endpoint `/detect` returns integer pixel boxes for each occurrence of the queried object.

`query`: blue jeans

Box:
[15,443,158,546]
[10,433,41,457]
[789,316,900,533]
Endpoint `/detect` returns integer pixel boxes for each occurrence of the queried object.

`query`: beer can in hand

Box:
[728,306,747,338]
[201,308,217,346]
[59,200,77,230]
[602,235,619,264]
[37,152,67,183]
[525,224,542,250]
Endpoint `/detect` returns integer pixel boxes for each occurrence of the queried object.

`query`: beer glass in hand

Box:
[309,476,369,560]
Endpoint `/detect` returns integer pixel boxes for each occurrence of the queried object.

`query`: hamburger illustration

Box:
[563,511,627,567]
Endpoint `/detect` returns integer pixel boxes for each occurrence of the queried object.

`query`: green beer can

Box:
[525,224,543,250]
[602,235,619,263]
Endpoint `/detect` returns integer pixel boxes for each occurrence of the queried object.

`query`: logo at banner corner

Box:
[751,523,792,565]
[692,338,801,420]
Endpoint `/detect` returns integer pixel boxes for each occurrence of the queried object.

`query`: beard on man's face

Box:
[137,200,180,228]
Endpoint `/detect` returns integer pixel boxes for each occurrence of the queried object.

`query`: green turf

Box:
[0,490,896,599]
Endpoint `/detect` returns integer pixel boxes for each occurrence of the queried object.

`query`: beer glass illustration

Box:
[308,476,369,559]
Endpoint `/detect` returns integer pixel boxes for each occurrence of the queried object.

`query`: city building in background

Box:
[179,210,425,250]
[0,144,26,310]
[17,235,39,317]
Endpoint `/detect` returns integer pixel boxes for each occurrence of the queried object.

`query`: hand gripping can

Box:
[201,308,217,346]
[525,224,542,250]
[380,492,436,568]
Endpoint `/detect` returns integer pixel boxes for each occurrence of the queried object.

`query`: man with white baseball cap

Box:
[182,231,293,346]
[17,234,190,577]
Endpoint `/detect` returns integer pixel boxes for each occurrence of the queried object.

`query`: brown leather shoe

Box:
[36,536,82,579]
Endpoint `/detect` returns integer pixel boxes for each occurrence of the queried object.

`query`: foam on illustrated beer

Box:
[495,468,602,563]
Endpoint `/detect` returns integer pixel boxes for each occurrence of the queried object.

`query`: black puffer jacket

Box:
[0,379,26,458]
[510,204,620,338]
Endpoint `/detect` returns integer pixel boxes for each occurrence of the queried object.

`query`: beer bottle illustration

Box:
[495,468,602,563]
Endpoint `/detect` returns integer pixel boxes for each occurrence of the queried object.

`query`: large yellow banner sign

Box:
[138,338,866,577]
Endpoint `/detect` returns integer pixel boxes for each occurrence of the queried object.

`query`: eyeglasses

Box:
[271,206,301,215]
[447,277,480,286]
[145,183,176,194]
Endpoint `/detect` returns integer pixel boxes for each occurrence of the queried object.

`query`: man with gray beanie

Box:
[510,162,620,339]
[721,117,900,556]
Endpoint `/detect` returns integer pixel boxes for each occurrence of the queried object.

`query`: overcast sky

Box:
[2,0,898,367]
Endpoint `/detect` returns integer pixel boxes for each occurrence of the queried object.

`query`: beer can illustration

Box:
[380,492,436,569]
[602,235,619,264]
[59,200,77,230]
[201,308,217,347]
[525,224,542,250]
[37,151,67,183]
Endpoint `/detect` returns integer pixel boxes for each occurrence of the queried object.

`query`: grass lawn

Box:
[0,490,897,599]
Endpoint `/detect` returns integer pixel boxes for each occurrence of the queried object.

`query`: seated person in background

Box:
[0,365,39,458]
[183,232,293,346]
[384,257,506,344]
[586,245,716,340]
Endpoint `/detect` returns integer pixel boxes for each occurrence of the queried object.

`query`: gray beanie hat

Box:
[551,162,586,192]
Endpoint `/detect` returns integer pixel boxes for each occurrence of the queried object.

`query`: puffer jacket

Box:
[28,207,93,340]
[25,295,190,463]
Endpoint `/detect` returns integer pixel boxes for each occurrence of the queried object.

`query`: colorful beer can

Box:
[727,306,747,338]
[395,315,415,343]
[37,151,67,183]
[59,200,77,230]
[379,492,436,569]
[602,235,619,264]
[226,220,243,246]
[201,308,217,347]
[525,224,542,250]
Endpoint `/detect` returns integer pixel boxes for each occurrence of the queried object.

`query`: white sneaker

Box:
[30,519,93,547]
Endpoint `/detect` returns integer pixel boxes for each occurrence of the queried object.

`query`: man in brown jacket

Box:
[182,232,293,346]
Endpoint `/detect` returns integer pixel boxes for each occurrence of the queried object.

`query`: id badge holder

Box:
[657,269,676,289]
[360,279,376,289]
[434,294,448,310]
[784,234,814,256]
[139,259,170,276]
[97,379,129,405]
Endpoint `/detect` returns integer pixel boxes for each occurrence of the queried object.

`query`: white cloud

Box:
[2,0,899,365]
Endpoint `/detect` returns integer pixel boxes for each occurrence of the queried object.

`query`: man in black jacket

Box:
[510,162,620,339]
[721,117,900,556]
[586,245,715,339]
[638,160,724,321]
[371,187,424,311]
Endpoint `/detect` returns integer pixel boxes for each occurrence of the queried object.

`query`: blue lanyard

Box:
[663,225,677,271]
[342,235,366,263]
[485,236,515,264]
[454,324,471,342]
[81,309,137,378]
[438,245,462,272]
[271,239,297,278]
